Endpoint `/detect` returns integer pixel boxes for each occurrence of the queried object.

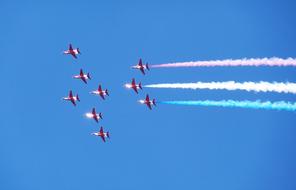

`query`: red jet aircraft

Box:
[125,78,142,94]
[63,90,80,106]
[73,69,91,84]
[91,126,110,142]
[132,58,149,75]
[139,94,156,110]
[85,108,102,123]
[90,85,109,100]
[63,44,81,59]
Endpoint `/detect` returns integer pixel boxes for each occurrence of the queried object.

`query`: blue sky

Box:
[1,0,296,189]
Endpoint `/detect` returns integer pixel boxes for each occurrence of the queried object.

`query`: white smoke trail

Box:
[151,57,296,68]
[144,81,296,94]
[160,100,296,112]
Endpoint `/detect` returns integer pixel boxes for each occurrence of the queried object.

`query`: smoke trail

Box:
[151,57,296,68]
[144,81,296,94]
[160,100,296,112]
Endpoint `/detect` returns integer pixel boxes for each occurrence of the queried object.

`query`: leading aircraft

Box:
[132,58,149,75]
[85,108,103,123]
[125,78,142,94]
[62,90,80,106]
[139,94,156,110]
[73,69,91,84]
[91,127,110,142]
[63,44,81,59]
[90,85,109,100]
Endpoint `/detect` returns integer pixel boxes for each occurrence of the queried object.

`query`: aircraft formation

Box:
[62,44,155,143]
[61,44,296,142]
[127,59,156,110]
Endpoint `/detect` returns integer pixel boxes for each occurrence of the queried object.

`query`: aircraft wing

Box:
[81,77,87,84]
[140,67,145,75]
[70,99,76,106]
[94,116,99,123]
[98,85,102,92]
[71,53,77,59]
[69,44,73,51]
[138,59,143,66]
[132,86,138,94]
[146,103,152,110]
[100,135,106,142]
[100,127,104,133]
[69,90,73,98]
[100,94,105,100]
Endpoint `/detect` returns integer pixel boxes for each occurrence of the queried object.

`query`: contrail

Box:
[144,81,296,94]
[151,57,296,68]
[160,100,296,112]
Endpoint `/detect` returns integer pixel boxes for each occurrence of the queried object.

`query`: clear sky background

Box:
[1,0,296,190]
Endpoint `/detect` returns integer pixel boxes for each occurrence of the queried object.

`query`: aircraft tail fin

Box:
[139,82,142,90]
[99,112,103,119]
[107,132,110,138]
[152,99,156,106]
[105,89,109,96]
[87,73,91,80]
[77,48,81,54]
[76,94,80,102]
[146,63,149,70]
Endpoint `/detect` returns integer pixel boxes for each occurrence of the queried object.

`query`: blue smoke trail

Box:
[160,100,296,112]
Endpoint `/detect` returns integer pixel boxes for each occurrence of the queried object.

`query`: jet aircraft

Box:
[139,94,156,110]
[132,58,149,75]
[73,69,91,84]
[90,85,109,100]
[63,44,81,59]
[91,127,110,142]
[125,78,142,94]
[85,108,103,123]
[63,90,80,106]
